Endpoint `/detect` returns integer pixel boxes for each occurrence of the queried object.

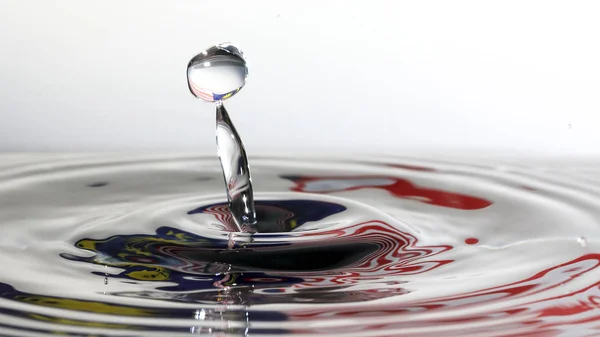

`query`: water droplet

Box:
[578,236,587,247]
[276,13,281,18]
[568,123,573,129]
[187,43,248,103]
[188,43,256,232]
[104,277,108,285]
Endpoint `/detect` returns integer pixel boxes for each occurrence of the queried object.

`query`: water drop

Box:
[577,236,587,247]
[188,43,256,231]
[187,43,247,103]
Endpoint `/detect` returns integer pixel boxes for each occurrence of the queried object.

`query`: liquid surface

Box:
[1,153,600,336]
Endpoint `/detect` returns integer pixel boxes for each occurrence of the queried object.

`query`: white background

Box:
[1,1,599,155]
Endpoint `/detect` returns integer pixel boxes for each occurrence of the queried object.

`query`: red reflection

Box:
[282,175,492,210]
[295,220,453,288]
[465,238,479,245]
[287,254,600,336]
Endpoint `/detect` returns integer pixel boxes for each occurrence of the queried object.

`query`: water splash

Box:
[215,102,256,230]
[187,43,256,231]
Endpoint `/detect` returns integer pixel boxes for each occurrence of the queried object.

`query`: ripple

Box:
[0,154,599,336]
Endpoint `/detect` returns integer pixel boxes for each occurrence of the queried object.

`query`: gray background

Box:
[1,1,599,155]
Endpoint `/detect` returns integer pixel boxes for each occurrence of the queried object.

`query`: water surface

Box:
[0,153,599,336]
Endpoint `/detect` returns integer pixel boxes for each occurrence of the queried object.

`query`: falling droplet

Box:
[187,43,248,103]
[104,277,108,285]
[577,236,587,247]
[188,43,256,232]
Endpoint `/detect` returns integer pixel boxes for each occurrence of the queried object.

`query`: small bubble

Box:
[577,236,587,247]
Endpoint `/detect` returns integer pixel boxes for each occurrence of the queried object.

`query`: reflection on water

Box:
[60,206,446,303]
[0,154,599,336]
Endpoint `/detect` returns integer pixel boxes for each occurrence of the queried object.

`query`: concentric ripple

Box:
[1,153,600,336]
